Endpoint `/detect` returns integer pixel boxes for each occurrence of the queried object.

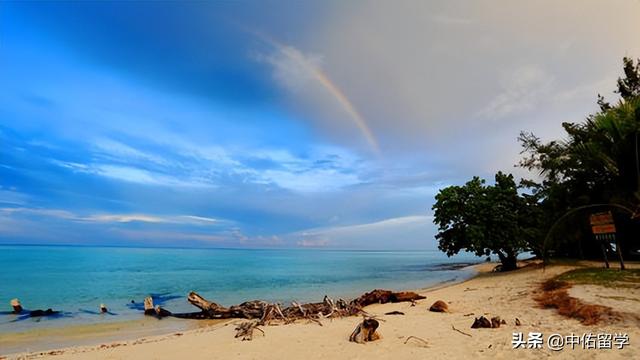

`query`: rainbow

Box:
[254,32,380,154]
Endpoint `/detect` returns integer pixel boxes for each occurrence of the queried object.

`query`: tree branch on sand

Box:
[145,289,425,327]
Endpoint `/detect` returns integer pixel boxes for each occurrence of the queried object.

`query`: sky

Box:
[1,0,639,250]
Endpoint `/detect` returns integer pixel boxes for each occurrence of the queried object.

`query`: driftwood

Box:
[143,297,155,316]
[235,321,265,341]
[404,336,429,347]
[349,318,381,343]
[384,311,405,315]
[29,309,59,317]
[145,289,424,324]
[8,298,60,318]
[11,299,22,314]
[351,290,425,307]
[451,324,472,337]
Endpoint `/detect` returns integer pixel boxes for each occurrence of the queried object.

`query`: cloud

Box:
[93,138,168,166]
[256,45,325,92]
[296,238,329,248]
[0,207,222,226]
[478,65,555,120]
[290,215,436,249]
[110,229,227,244]
[0,187,30,205]
[46,135,369,193]
[231,228,285,247]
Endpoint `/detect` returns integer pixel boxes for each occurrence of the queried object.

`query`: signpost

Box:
[589,211,625,270]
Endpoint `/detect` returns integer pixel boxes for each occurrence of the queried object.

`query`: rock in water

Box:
[429,300,448,312]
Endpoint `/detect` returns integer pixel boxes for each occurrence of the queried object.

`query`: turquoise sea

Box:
[0,245,481,333]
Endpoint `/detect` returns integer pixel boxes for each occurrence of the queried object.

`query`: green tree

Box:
[432,172,533,271]
[518,57,640,258]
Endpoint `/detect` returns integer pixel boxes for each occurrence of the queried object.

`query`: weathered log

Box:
[143,296,155,316]
[351,289,425,307]
[29,309,59,317]
[349,318,381,343]
[150,289,424,323]
[10,298,22,314]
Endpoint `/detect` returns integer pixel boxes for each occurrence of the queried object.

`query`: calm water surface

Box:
[0,245,481,332]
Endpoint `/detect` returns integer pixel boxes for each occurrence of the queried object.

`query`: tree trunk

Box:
[496,250,518,271]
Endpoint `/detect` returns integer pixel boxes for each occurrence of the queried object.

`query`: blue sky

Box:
[1,1,639,249]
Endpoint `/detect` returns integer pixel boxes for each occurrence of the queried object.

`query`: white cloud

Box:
[259,168,360,193]
[94,164,214,188]
[256,45,324,92]
[478,65,555,119]
[111,228,227,244]
[93,138,168,166]
[0,207,222,226]
[0,188,30,205]
[296,238,329,248]
[290,215,436,249]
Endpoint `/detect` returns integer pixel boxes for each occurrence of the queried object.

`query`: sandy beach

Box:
[3,261,638,360]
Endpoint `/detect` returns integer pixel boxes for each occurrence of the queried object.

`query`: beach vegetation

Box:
[517,57,640,260]
[432,172,539,271]
[556,267,640,288]
[433,57,640,265]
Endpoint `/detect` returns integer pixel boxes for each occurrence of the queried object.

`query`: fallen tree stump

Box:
[349,318,381,343]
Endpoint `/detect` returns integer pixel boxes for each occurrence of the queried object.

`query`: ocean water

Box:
[0,245,481,333]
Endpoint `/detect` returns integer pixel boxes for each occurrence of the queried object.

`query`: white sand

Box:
[5,262,639,360]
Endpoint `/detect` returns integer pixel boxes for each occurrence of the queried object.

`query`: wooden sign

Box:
[589,211,625,270]
[590,211,616,234]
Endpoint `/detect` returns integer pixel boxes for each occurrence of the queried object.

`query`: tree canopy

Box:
[517,57,640,258]
[432,57,640,268]
[432,172,536,271]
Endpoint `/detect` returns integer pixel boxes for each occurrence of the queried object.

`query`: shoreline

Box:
[1,263,484,357]
[7,260,638,359]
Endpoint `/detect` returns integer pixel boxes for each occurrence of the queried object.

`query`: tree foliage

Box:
[432,172,536,271]
[432,57,640,265]
[517,57,640,258]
